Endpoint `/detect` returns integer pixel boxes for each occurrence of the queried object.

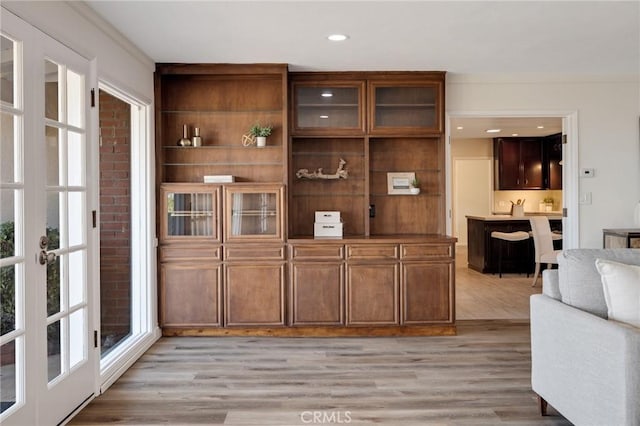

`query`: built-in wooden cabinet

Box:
[157,65,455,336]
[289,238,456,330]
[155,64,288,184]
[289,72,446,238]
[159,184,223,328]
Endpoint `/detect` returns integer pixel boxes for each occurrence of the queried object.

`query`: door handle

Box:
[39,250,57,265]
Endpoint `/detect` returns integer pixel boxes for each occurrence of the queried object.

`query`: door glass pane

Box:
[68,250,83,307]
[44,60,59,121]
[66,69,83,128]
[0,36,15,106]
[68,191,84,247]
[231,192,277,236]
[0,265,16,336]
[1,113,16,183]
[47,256,61,317]
[0,340,17,413]
[67,131,83,187]
[46,192,60,250]
[47,320,61,382]
[46,126,60,186]
[0,190,15,258]
[69,309,85,368]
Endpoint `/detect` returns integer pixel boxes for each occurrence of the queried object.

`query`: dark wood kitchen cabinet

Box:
[494,137,544,190]
[544,133,563,190]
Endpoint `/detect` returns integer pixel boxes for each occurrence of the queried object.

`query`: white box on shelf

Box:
[204,175,235,183]
[315,211,341,223]
[314,222,343,238]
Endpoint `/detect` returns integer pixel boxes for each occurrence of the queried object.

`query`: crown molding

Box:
[67,1,154,71]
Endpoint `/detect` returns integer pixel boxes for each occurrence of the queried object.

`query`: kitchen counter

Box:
[466,216,562,274]
[466,213,563,221]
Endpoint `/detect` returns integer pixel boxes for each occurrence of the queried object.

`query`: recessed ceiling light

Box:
[456,126,464,130]
[486,129,501,133]
[537,125,545,129]
[320,115,329,119]
[321,92,333,97]
[512,133,519,136]
[327,34,348,42]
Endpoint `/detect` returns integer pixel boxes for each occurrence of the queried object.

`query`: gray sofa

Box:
[530,249,640,426]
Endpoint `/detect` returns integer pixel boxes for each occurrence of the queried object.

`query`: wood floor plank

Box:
[456,247,541,320]
[71,323,572,425]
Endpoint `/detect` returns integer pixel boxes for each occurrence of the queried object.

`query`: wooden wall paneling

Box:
[289,137,366,237]
[369,195,441,235]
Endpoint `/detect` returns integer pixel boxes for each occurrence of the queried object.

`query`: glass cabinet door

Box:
[369,81,443,134]
[224,184,284,241]
[160,184,220,242]
[292,82,365,135]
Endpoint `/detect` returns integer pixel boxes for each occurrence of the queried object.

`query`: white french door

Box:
[1,9,96,425]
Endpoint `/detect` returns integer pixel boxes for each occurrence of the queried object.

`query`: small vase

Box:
[256,136,266,148]
[409,187,420,195]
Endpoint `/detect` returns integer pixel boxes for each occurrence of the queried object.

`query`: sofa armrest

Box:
[541,269,561,300]
[530,294,640,426]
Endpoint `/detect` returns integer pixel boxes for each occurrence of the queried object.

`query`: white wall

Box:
[447,74,640,248]
[2,1,154,102]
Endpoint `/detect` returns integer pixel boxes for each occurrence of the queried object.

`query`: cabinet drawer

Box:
[400,244,452,260]
[160,245,221,262]
[290,244,345,260]
[347,244,398,260]
[224,244,286,261]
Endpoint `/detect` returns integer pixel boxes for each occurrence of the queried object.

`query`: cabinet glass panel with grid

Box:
[224,184,284,241]
[160,184,220,242]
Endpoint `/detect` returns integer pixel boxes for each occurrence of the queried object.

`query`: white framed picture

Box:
[387,172,415,195]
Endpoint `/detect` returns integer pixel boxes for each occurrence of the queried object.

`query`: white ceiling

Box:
[83,1,637,138]
[450,116,562,139]
[85,1,640,74]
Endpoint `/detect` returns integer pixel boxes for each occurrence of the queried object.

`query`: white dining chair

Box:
[529,216,562,287]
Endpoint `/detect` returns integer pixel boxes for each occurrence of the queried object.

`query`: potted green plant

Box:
[249,123,272,148]
[410,177,420,195]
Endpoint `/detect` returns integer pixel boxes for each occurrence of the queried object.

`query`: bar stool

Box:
[491,231,531,278]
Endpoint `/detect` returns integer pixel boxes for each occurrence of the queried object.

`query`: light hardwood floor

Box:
[71,322,570,425]
[456,246,542,320]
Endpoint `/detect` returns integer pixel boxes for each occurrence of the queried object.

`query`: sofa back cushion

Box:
[595,259,640,328]
[558,249,640,318]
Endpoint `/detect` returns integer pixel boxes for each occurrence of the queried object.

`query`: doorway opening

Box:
[97,82,158,391]
[446,113,578,320]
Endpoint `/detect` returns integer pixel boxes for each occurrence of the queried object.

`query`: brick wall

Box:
[99,90,131,348]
